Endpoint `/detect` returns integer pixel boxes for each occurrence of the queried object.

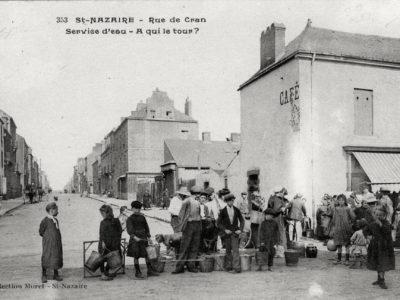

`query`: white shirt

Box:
[206,196,226,219]
[168,195,183,216]
[227,205,234,224]
[200,204,206,219]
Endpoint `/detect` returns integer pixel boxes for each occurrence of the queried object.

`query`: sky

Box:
[1,0,400,189]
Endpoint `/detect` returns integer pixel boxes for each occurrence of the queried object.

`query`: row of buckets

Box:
[151,242,317,273]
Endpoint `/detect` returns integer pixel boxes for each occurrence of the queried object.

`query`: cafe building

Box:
[239,20,400,217]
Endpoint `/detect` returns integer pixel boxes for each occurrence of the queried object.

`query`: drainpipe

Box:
[311,52,316,228]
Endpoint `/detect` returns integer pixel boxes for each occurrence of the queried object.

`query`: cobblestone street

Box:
[0,194,399,300]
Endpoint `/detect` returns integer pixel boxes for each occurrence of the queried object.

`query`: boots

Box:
[146,262,159,277]
[334,253,342,264]
[41,268,47,283]
[135,264,145,279]
[53,270,63,281]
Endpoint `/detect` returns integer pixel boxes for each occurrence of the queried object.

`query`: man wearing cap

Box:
[234,192,249,217]
[205,187,226,251]
[172,185,203,274]
[287,193,307,242]
[268,187,288,256]
[217,193,244,273]
[248,187,266,248]
[168,187,190,233]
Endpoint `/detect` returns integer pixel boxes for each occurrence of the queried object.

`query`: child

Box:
[39,202,63,283]
[349,219,368,269]
[331,194,355,265]
[98,205,122,280]
[257,208,279,271]
[365,205,395,289]
[126,200,159,279]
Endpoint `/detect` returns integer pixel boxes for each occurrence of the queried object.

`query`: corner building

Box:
[239,21,400,219]
[113,88,198,200]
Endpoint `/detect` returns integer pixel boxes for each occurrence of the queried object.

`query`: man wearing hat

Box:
[39,202,63,283]
[205,187,226,251]
[217,193,244,273]
[287,193,307,242]
[268,187,288,257]
[172,185,203,274]
[168,187,190,233]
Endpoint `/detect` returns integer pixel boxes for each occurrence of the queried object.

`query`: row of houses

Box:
[65,88,242,201]
[68,19,400,221]
[0,109,50,200]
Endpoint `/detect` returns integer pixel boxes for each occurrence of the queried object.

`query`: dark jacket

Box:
[126,213,150,240]
[257,219,280,251]
[99,218,122,253]
[217,205,244,235]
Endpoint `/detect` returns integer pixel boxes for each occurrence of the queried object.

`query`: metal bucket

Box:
[255,251,268,266]
[284,250,299,267]
[199,256,214,273]
[240,254,252,271]
[105,250,122,272]
[213,254,225,271]
[289,241,305,258]
[151,258,166,273]
[85,251,104,272]
[146,244,160,261]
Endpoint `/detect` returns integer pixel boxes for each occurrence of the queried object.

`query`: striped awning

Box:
[353,152,400,192]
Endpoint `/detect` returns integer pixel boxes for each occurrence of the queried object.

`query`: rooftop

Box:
[240,22,400,89]
[163,139,240,171]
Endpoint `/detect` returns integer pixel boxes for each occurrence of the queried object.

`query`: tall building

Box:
[239,20,400,219]
[111,88,199,200]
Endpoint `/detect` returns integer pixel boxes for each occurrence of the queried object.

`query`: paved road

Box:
[0,194,399,300]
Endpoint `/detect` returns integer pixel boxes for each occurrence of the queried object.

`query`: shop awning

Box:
[353,152,400,192]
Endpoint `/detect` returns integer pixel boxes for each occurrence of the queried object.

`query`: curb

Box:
[86,195,171,224]
[0,201,26,218]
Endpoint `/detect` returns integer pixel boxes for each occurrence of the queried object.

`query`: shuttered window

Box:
[354,89,373,136]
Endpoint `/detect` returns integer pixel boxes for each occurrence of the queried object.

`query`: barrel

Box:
[213,254,225,271]
[240,254,252,271]
[199,256,215,273]
[284,250,300,266]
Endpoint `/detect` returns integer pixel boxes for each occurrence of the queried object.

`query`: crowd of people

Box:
[38,185,397,289]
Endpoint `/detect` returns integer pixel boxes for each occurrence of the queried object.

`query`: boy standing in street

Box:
[217,194,244,273]
[257,208,279,271]
[39,202,63,283]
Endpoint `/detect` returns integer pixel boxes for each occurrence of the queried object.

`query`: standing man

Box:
[142,190,152,210]
[172,185,203,274]
[248,187,266,248]
[217,194,244,273]
[39,202,63,283]
[168,187,190,233]
[234,192,249,217]
[268,186,288,257]
[287,193,307,241]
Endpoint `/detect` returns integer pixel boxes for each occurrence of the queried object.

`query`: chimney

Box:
[202,132,211,142]
[260,23,286,69]
[185,97,192,117]
[230,133,241,143]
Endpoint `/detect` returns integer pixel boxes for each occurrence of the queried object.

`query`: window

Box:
[150,110,156,118]
[166,111,172,117]
[354,89,373,136]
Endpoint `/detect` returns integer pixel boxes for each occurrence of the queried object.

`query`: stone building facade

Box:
[239,20,400,220]
[111,88,199,200]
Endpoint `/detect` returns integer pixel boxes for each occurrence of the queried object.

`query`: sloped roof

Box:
[164,139,240,171]
[240,24,400,89]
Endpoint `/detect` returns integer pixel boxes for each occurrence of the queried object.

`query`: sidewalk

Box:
[86,194,171,223]
[0,197,26,217]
